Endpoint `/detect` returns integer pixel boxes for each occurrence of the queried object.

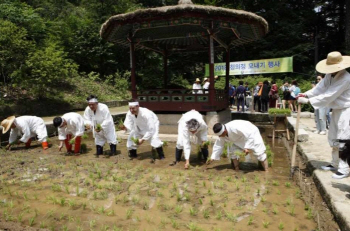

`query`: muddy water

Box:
[0,131,317,231]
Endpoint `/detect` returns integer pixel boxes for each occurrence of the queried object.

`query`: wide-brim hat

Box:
[202,78,208,83]
[1,116,15,134]
[316,51,350,74]
[195,78,200,83]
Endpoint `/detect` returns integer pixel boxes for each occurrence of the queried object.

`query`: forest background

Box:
[0,0,349,113]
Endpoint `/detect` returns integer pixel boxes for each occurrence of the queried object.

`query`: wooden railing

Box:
[135,89,228,112]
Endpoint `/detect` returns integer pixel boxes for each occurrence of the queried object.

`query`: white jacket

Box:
[211,120,265,160]
[9,116,47,144]
[177,110,208,157]
[58,112,85,140]
[306,70,350,109]
[84,103,117,145]
[124,107,159,141]
[192,83,202,94]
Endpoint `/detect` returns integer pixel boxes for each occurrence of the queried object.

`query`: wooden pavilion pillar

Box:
[129,40,137,99]
[208,33,215,105]
[163,49,168,87]
[225,49,230,90]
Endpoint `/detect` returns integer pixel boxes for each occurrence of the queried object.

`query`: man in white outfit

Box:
[208,120,268,171]
[84,95,117,157]
[170,110,208,169]
[123,100,165,160]
[192,78,202,94]
[53,112,85,155]
[298,51,350,179]
[1,115,49,150]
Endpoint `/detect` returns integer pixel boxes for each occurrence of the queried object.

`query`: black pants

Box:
[254,96,261,112]
[237,98,245,112]
[261,99,268,112]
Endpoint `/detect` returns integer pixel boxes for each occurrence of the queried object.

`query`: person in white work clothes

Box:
[170,110,208,169]
[53,112,85,155]
[192,78,202,94]
[123,100,165,161]
[207,120,268,171]
[1,115,49,150]
[84,95,117,157]
[297,51,350,179]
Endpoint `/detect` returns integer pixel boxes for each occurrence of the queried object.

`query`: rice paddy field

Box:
[0,132,321,231]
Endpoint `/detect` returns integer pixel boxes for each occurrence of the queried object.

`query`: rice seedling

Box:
[289,205,296,216]
[261,196,266,202]
[262,220,270,228]
[199,198,203,204]
[146,215,153,224]
[175,205,183,215]
[285,182,291,188]
[235,182,240,191]
[241,176,247,183]
[203,209,210,219]
[210,199,214,206]
[29,216,35,227]
[278,221,285,230]
[187,222,202,231]
[68,199,76,209]
[96,124,102,132]
[203,181,206,187]
[295,189,301,199]
[17,212,23,223]
[131,137,139,145]
[226,176,233,182]
[216,210,223,220]
[82,202,87,210]
[80,143,87,153]
[277,189,281,195]
[107,210,115,216]
[40,221,46,229]
[163,141,168,146]
[171,218,179,229]
[273,205,278,215]
[195,187,199,194]
[59,198,66,207]
[306,207,313,219]
[225,212,237,222]
[126,209,133,219]
[89,219,96,229]
[65,185,70,194]
[51,184,62,192]
[254,175,260,183]
[82,133,89,139]
[189,207,198,216]
[207,188,213,196]
[272,180,279,186]
[201,141,211,148]
[247,216,253,225]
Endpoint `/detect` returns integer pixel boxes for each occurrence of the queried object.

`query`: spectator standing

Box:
[228,83,235,108]
[253,82,262,112]
[269,80,279,108]
[236,81,246,112]
[280,81,290,109]
[260,80,270,112]
[192,78,202,94]
[288,80,299,112]
[307,76,327,135]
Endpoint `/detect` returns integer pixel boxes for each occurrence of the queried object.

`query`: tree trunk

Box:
[346,0,350,50]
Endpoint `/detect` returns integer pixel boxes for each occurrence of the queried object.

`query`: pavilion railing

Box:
[136,89,228,112]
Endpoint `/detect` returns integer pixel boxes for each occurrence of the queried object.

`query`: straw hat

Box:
[1,116,15,134]
[195,78,200,83]
[202,78,208,83]
[316,51,350,74]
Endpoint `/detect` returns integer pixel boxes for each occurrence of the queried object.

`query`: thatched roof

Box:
[100,0,268,52]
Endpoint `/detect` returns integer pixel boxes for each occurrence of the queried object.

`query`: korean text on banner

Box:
[205,57,293,76]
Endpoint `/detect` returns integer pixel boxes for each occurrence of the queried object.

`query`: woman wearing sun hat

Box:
[1,115,49,150]
[192,78,202,94]
[298,51,350,179]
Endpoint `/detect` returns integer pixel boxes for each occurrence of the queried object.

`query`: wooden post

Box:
[163,49,168,88]
[291,103,301,175]
[208,33,215,105]
[130,41,137,99]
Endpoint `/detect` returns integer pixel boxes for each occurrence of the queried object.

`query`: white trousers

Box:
[328,107,350,175]
[127,123,163,150]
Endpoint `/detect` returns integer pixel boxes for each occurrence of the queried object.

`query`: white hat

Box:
[316,51,350,74]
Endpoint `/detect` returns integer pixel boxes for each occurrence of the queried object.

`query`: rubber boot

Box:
[25,139,32,148]
[201,148,209,161]
[129,149,137,159]
[176,148,183,162]
[156,146,165,159]
[96,145,103,158]
[74,136,82,154]
[110,144,117,156]
[65,134,73,152]
[42,141,49,150]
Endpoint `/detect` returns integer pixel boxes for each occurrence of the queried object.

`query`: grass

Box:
[268,108,291,115]
[189,207,198,216]
[203,209,210,219]
[263,220,270,228]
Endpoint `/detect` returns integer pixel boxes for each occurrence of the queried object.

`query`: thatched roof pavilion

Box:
[100,0,268,112]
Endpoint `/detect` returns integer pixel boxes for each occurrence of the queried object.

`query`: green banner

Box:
[205,57,293,76]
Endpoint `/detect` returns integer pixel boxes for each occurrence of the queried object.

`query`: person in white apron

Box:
[123,100,164,160]
[83,95,117,157]
[170,110,208,169]
[298,51,350,179]
[208,120,268,171]
[53,112,85,154]
[1,115,49,150]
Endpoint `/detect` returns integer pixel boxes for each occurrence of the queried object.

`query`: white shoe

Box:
[319,131,326,135]
[321,165,336,171]
[332,171,349,179]
[313,130,320,134]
